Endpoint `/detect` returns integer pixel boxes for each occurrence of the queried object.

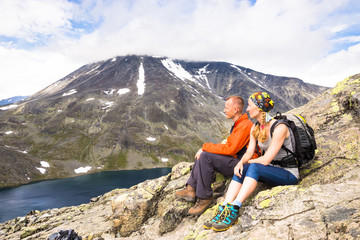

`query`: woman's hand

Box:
[195,148,203,160]
[234,160,243,177]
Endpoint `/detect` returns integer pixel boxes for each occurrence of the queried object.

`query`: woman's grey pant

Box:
[186,151,240,199]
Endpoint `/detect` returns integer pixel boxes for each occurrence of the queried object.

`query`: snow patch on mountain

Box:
[40,161,50,168]
[104,89,116,95]
[194,64,211,90]
[36,167,46,174]
[118,88,130,95]
[86,65,100,75]
[137,62,146,95]
[0,104,18,111]
[62,89,77,97]
[161,59,196,83]
[74,166,92,174]
[146,137,156,141]
[231,65,265,89]
[101,101,114,110]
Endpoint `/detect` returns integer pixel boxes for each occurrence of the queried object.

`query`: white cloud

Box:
[301,43,360,86]
[0,0,74,42]
[0,0,360,99]
[0,46,81,98]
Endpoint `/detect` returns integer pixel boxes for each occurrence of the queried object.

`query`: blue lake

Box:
[0,168,171,223]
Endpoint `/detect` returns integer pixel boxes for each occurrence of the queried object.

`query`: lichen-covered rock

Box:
[112,174,170,236]
[289,74,360,188]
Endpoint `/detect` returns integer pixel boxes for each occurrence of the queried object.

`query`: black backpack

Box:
[269,112,317,168]
[47,229,82,240]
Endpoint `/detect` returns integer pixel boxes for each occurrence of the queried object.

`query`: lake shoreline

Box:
[0,167,172,223]
[0,166,174,190]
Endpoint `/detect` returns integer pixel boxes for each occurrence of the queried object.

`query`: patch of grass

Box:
[104,151,128,169]
[148,153,160,163]
[168,152,189,163]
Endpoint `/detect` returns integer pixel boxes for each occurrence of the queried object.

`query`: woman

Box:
[204,92,299,232]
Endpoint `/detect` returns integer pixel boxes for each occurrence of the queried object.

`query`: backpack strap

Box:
[270,120,295,156]
[270,119,300,167]
[270,112,294,154]
[254,121,262,157]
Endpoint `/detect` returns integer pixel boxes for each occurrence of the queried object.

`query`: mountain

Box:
[1,73,358,240]
[0,55,328,187]
[0,96,29,106]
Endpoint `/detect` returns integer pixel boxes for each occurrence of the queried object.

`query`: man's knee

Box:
[197,151,217,170]
[198,151,210,160]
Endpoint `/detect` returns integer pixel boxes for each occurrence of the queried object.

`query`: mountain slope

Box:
[0,96,28,106]
[0,55,328,187]
[1,73,358,240]
[178,60,328,110]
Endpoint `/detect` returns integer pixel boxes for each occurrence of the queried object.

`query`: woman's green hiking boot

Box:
[203,204,225,229]
[212,203,240,232]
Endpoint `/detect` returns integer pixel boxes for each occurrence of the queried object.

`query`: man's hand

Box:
[234,160,243,177]
[195,148,203,160]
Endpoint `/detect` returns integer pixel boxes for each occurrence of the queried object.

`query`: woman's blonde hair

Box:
[252,111,268,143]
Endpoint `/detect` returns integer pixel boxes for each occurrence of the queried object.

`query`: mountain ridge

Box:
[0,55,328,188]
[0,96,29,106]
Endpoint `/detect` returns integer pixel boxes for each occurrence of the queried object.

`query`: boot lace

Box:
[193,197,201,209]
[211,205,224,222]
[217,205,231,222]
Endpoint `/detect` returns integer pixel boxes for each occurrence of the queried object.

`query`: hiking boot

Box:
[212,203,240,232]
[188,196,214,215]
[203,204,225,229]
[175,184,196,202]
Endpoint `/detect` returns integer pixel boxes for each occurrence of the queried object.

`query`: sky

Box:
[0,0,360,100]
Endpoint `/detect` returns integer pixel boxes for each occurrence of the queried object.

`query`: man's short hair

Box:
[226,96,244,111]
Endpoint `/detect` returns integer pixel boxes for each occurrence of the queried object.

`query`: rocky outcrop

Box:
[0,74,358,239]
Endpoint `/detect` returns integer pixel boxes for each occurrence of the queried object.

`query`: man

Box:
[175,96,256,215]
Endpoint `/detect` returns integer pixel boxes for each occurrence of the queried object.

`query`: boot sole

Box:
[203,224,212,230]
[212,220,238,232]
[188,198,214,216]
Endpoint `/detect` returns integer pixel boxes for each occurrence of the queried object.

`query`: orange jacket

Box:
[202,113,256,158]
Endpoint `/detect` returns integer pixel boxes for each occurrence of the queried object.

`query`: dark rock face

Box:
[0,55,328,187]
